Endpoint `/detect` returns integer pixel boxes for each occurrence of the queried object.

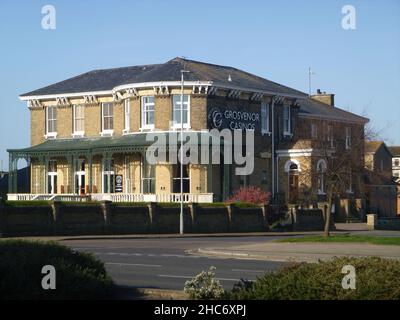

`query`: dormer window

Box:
[45,105,57,139]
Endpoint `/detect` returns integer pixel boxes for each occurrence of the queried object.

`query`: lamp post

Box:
[180,70,190,235]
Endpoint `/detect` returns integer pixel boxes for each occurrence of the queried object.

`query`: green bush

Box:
[228,257,400,300]
[0,240,114,300]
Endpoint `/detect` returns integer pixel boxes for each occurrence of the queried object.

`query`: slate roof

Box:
[298,98,368,123]
[20,57,306,98]
[388,146,400,157]
[364,141,392,155]
[20,57,368,124]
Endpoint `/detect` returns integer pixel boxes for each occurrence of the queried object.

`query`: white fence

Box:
[7,194,90,202]
[7,193,214,203]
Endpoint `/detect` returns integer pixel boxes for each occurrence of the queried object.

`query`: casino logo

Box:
[208,107,223,129]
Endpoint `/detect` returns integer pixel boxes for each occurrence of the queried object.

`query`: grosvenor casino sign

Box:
[208,107,260,131]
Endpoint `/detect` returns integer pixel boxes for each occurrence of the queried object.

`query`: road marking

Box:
[106,262,163,268]
[157,274,244,282]
[232,269,265,273]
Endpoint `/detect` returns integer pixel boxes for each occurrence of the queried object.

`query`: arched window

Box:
[284,160,300,203]
[317,159,327,194]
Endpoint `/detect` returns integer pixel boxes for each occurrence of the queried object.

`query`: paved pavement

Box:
[62,236,293,290]
[194,242,400,263]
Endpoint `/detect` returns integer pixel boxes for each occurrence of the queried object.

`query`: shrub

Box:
[184,267,225,300]
[228,257,400,300]
[226,187,271,205]
[0,240,114,300]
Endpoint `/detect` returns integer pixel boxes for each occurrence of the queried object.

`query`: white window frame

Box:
[47,160,58,195]
[327,125,334,148]
[102,158,115,194]
[72,104,85,137]
[141,160,155,194]
[45,105,57,139]
[316,159,327,195]
[101,102,114,136]
[141,96,155,130]
[345,127,351,149]
[311,123,318,139]
[172,94,190,129]
[283,105,291,136]
[172,162,191,193]
[261,102,270,135]
[123,99,130,134]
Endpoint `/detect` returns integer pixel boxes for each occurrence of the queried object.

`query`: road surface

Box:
[62,236,290,290]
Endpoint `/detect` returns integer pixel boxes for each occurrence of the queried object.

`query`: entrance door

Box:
[102,158,115,193]
[47,160,57,194]
[288,163,299,203]
[48,173,57,194]
[75,159,86,195]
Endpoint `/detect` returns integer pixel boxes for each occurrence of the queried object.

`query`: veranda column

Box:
[88,153,93,194]
[67,155,74,194]
[222,163,231,201]
[8,153,14,193]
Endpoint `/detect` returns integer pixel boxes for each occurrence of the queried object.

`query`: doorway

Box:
[75,159,86,195]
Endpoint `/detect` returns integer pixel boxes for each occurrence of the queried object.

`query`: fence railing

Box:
[7,193,214,203]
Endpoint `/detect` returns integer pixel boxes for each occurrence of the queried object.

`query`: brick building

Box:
[7,58,368,203]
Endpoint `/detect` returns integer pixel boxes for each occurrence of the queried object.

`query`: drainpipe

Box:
[271,97,275,199]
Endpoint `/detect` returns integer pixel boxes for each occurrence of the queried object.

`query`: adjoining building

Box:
[7,57,368,204]
[388,146,400,214]
[364,141,398,217]
[388,146,400,183]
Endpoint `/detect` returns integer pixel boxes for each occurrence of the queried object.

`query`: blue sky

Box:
[0,0,399,169]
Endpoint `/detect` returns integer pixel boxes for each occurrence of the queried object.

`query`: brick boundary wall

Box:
[367,214,400,231]
[0,201,325,237]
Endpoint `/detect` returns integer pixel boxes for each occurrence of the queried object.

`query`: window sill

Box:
[262,131,272,136]
[44,133,57,139]
[122,129,130,135]
[72,132,85,138]
[140,126,155,131]
[100,130,114,137]
[283,133,293,137]
[171,125,191,130]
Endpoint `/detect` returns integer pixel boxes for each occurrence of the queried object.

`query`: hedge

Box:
[228,257,400,300]
[0,240,114,300]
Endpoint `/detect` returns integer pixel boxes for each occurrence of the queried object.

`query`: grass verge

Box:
[276,234,400,245]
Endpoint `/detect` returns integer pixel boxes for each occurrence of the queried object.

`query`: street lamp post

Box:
[180,70,190,235]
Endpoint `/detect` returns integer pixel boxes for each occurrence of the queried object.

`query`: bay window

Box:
[141,96,155,129]
[172,94,190,129]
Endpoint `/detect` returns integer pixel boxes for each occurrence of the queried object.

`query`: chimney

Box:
[311,89,335,107]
